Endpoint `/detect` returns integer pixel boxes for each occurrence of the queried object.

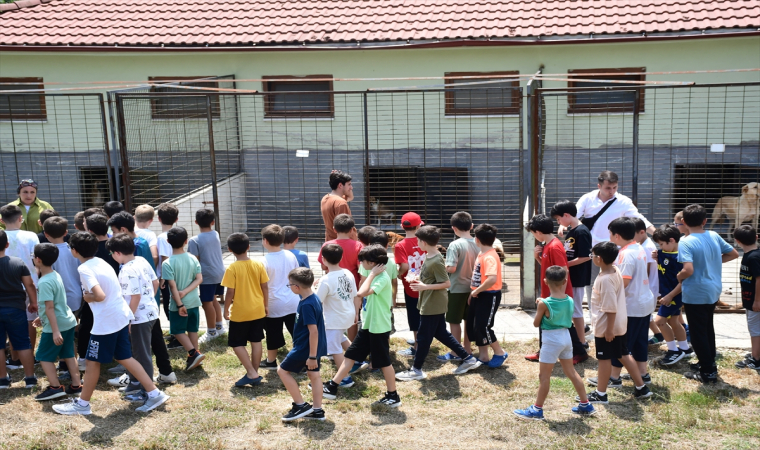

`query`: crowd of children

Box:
[0,170,755,425]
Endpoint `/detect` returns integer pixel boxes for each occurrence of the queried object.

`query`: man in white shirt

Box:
[559,171,655,301]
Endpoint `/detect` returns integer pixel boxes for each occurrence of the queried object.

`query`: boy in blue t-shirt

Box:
[283,226,310,268]
[107,212,155,272]
[677,204,738,383]
[652,225,692,366]
[277,268,327,422]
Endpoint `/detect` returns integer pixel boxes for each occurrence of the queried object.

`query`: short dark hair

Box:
[358,244,389,265]
[527,214,554,235]
[682,204,707,227]
[598,171,619,185]
[369,230,389,247]
[592,241,619,265]
[288,267,315,288]
[545,265,568,285]
[333,214,354,234]
[415,225,441,246]
[357,226,378,246]
[39,209,59,226]
[0,205,22,224]
[652,224,681,244]
[86,214,109,236]
[261,224,284,247]
[734,224,758,246]
[106,233,135,256]
[321,243,344,265]
[227,232,250,255]
[107,211,135,233]
[282,226,299,245]
[43,216,68,239]
[550,200,577,218]
[0,230,6,248]
[632,217,647,233]
[74,212,85,231]
[450,211,473,232]
[473,223,498,246]
[157,203,179,225]
[69,231,98,258]
[34,243,59,266]
[103,201,125,218]
[83,207,106,220]
[167,227,188,249]
[195,208,215,228]
[608,217,635,240]
[328,170,352,190]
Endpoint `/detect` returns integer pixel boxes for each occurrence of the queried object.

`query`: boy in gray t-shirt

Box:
[439,212,480,361]
[188,209,226,343]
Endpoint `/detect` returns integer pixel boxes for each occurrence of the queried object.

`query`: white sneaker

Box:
[198,330,217,344]
[108,373,131,388]
[395,369,426,382]
[53,399,92,416]
[211,327,226,339]
[453,356,483,375]
[77,358,86,371]
[154,372,177,384]
[136,391,170,413]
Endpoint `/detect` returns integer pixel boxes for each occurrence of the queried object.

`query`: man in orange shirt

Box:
[321,171,354,242]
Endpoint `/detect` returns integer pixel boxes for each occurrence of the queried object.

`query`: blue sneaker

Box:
[487,353,508,368]
[234,374,263,387]
[572,402,596,416]
[349,361,369,374]
[436,352,463,362]
[339,376,355,388]
[513,405,544,421]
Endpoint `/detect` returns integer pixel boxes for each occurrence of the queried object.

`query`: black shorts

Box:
[344,329,391,369]
[612,316,650,367]
[264,314,295,350]
[280,355,321,373]
[227,318,265,348]
[595,335,629,361]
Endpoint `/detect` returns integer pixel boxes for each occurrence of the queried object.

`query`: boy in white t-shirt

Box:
[134,204,159,267]
[0,204,40,366]
[316,244,358,385]
[632,218,665,345]
[52,232,169,416]
[107,233,161,401]
[156,203,178,334]
[260,225,300,370]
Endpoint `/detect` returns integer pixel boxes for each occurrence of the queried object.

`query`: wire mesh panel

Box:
[538,83,760,308]
[0,93,113,229]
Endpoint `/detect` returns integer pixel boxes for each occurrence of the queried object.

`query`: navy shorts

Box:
[199,284,224,303]
[612,315,650,367]
[86,325,132,363]
[657,297,683,318]
[0,307,31,351]
[280,353,321,373]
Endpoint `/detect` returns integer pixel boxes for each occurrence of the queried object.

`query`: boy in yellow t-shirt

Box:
[222,233,270,388]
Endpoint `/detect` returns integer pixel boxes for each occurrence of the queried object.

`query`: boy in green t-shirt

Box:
[321,245,401,408]
[396,226,482,381]
[161,227,205,372]
[31,243,83,401]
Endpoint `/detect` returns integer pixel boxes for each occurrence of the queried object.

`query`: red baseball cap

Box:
[400,212,424,228]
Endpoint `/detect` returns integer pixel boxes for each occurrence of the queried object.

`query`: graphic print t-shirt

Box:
[740,248,760,310]
[315,269,358,330]
[118,257,159,324]
[395,237,427,298]
[564,224,592,288]
[471,248,503,292]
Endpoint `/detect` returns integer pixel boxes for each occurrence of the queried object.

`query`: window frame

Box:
[148,76,221,120]
[444,71,520,116]
[0,77,47,120]
[567,68,646,114]
[262,75,335,119]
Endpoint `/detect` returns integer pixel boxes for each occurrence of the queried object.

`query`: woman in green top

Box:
[1,179,53,233]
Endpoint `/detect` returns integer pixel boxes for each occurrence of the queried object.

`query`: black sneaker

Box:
[633,385,653,399]
[65,384,82,396]
[736,358,760,370]
[166,337,183,350]
[260,360,278,370]
[282,402,313,422]
[58,371,71,381]
[689,362,701,371]
[587,376,622,389]
[374,391,402,408]
[35,385,66,401]
[575,391,609,404]
[24,376,38,389]
[304,408,326,421]
[6,359,22,370]
[322,381,338,400]
[185,353,205,371]
[584,324,591,334]
[621,373,652,384]
[660,350,685,366]
[681,347,694,359]
[0,376,10,389]
[684,371,718,384]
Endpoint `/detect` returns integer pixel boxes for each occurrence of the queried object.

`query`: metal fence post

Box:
[631,88,640,206]
[206,95,221,234]
[522,78,539,309]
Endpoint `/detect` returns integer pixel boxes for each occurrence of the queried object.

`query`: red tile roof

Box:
[1,0,758,48]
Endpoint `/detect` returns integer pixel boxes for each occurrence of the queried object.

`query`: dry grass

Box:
[2,336,760,450]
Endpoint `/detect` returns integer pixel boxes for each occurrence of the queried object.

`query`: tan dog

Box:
[387,231,404,248]
[369,196,396,226]
[710,182,760,234]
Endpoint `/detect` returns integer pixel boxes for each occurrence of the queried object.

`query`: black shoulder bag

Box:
[580,197,617,231]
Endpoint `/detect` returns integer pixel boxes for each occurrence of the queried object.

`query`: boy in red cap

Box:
[395,212,427,356]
